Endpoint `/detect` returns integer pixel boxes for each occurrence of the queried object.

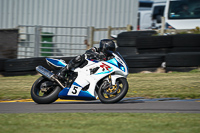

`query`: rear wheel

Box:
[98,78,128,103]
[31,76,61,104]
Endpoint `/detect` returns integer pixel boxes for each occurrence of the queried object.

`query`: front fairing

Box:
[107,51,129,77]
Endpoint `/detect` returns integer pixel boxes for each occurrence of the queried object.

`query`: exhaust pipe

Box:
[36,66,54,80]
[36,66,65,88]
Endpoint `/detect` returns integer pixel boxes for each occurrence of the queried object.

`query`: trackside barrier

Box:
[18,25,90,58]
[17,25,131,58]
[117,31,200,73]
[1,53,200,76]
[1,30,200,76]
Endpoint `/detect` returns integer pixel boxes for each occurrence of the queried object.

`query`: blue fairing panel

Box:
[58,87,70,98]
[58,85,96,100]
[78,91,96,99]
[46,58,66,67]
[106,58,125,72]
[106,58,118,66]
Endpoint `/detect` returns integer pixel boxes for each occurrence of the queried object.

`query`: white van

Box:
[138,10,152,30]
[151,0,167,29]
[138,0,153,30]
[152,0,200,29]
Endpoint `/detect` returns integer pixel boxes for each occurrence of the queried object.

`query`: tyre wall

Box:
[1,32,200,76]
[0,57,73,76]
[117,32,200,73]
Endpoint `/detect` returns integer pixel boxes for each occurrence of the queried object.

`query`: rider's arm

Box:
[85,47,98,53]
[85,47,100,59]
[85,47,111,61]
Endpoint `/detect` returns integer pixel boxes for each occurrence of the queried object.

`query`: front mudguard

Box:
[103,75,125,85]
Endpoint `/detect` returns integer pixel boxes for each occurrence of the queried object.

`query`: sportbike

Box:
[31,51,129,104]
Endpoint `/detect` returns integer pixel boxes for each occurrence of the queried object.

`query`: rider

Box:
[57,39,117,79]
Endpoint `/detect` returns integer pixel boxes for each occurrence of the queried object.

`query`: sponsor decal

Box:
[100,63,111,71]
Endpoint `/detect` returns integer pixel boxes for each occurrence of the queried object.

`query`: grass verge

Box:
[127,71,200,99]
[0,70,200,100]
[0,113,200,133]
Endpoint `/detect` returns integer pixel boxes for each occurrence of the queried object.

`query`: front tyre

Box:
[31,76,61,104]
[98,78,129,103]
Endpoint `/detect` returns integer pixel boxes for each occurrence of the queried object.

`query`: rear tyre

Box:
[98,78,128,103]
[31,76,61,104]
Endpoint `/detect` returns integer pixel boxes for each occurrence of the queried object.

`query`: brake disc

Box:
[104,82,120,95]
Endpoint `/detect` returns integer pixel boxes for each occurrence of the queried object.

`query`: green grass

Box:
[127,71,200,99]
[0,70,200,100]
[0,113,200,133]
[0,75,40,100]
[0,72,200,133]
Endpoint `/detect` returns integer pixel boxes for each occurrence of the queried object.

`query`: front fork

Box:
[102,74,113,90]
[108,74,112,85]
[104,74,119,94]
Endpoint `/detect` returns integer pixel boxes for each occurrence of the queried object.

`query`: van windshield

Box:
[153,6,165,20]
[168,0,200,19]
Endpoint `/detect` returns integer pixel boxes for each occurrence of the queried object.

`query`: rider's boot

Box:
[57,65,69,79]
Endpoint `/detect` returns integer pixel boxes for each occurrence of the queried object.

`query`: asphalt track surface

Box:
[0,98,200,113]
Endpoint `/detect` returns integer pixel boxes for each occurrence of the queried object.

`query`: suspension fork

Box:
[108,74,113,88]
[108,74,112,84]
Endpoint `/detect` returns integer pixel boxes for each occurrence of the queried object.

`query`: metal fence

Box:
[18,25,89,58]
[17,25,131,58]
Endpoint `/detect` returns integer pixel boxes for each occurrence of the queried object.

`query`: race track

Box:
[0,98,200,113]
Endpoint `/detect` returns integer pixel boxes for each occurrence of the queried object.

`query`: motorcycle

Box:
[31,51,129,104]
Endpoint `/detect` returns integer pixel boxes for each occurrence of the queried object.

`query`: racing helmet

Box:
[99,39,116,53]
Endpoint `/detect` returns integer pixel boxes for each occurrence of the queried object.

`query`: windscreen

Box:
[168,0,200,19]
[152,6,165,20]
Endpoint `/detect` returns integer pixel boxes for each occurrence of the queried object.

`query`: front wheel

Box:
[31,76,61,104]
[98,78,129,103]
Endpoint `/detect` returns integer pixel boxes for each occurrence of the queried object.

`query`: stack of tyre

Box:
[117,31,157,56]
[166,34,200,72]
[1,57,73,76]
[117,31,200,73]
[0,58,7,75]
[124,54,165,73]
[136,35,172,54]
[117,31,165,73]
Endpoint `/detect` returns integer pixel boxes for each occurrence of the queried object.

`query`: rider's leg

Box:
[57,54,85,79]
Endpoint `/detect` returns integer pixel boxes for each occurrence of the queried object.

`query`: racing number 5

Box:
[72,86,78,94]
[68,85,81,96]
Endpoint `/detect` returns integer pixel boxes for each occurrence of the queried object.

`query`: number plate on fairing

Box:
[67,85,82,96]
